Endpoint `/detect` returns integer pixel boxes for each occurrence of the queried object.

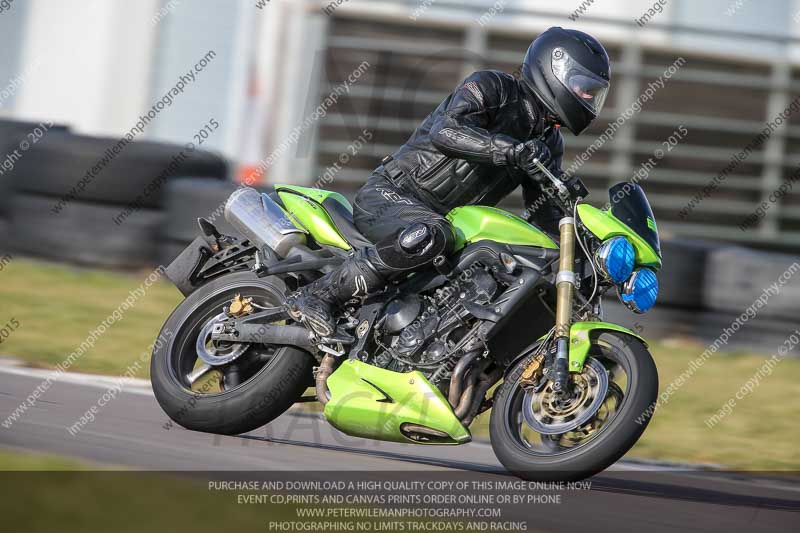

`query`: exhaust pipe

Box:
[461,368,502,426]
[224,187,306,258]
[448,350,481,407]
[315,354,337,406]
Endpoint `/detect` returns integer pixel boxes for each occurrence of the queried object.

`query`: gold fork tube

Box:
[555,217,576,340]
[551,216,577,392]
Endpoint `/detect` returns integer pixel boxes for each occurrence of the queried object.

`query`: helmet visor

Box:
[551,49,609,115]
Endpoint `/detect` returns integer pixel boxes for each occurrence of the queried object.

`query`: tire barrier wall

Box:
[159,177,241,266]
[0,123,228,268]
[607,241,800,353]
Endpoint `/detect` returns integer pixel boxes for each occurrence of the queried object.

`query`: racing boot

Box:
[287,249,385,339]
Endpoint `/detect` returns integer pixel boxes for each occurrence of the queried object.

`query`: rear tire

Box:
[151,272,314,435]
[490,332,658,481]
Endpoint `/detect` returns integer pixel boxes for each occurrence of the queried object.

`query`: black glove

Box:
[506,140,552,178]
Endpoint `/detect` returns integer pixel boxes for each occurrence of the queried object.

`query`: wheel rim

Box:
[166,283,288,396]
[195,312,249,366]
[504,342,631,457]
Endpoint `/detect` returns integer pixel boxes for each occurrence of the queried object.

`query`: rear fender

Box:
[164,237,256,296]
[164,237,213,296]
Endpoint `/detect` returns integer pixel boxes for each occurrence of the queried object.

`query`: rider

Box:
[288,27,611,338]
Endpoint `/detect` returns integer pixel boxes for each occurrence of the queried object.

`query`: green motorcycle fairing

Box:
[568,321,648,371]
[275,184,352,250]
[446,206,558,251]
[324,360,471,445]
[576,204,661,269]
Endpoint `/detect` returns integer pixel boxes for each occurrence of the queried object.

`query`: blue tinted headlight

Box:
[620,268,658,314]
[595,236,635,284]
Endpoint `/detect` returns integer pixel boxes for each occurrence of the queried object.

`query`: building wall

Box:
[13,0,160,137]
[310,0,800,250]
[0,0,32,114]
[2,0,254,160]
[147,0,253,158]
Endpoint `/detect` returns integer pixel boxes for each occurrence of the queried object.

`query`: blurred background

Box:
[3,0,800,346]
[0,0,799,474]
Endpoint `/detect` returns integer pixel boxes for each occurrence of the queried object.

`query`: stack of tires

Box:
[159,178,242,266]
[1,120,70,251]
[656,239,717,310]
[703,246,800,319]
[0,123,15,247]
[4,123,227,268]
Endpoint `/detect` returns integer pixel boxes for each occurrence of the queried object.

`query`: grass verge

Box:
[0,258,181,377]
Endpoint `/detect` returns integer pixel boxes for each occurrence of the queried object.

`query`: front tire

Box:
[490,332,658,481]
[151,272,315,435]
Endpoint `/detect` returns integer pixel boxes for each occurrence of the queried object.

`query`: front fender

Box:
[569,322,647,371]
[503,321,647,376]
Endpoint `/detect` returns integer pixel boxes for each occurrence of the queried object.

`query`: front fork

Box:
[553,216,577,393]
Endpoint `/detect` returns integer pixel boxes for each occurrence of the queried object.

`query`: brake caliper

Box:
[519,353,545,389]
[227,294,254,318]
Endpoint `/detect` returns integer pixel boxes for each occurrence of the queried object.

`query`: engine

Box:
[372,264,500,385]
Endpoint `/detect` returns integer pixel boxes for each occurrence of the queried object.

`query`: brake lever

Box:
[531,158,570,198]
[531,159,589,203]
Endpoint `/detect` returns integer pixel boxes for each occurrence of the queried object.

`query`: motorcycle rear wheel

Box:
[490,332,658,481]
[151,272,314,435]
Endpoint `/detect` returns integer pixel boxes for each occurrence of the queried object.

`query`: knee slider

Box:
[374,223,452,271]
[399,223,433,254]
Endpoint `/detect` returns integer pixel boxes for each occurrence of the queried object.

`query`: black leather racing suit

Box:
[353,69,565,272]
[288,70,566,338]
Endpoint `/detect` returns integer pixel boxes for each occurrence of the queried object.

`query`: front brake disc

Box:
[521,357,609,435]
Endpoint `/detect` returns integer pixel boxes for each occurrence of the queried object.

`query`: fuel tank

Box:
[446,205,558,251]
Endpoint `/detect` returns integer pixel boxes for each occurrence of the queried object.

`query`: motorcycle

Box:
[151,161,661,481]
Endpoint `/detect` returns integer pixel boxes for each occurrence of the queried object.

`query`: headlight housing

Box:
[595,236,635,284]
[619,268,658,314]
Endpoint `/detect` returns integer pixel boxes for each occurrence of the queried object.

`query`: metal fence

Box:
[308,1,800,252]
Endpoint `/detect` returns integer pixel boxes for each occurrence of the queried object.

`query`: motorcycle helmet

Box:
[521,27,611,135]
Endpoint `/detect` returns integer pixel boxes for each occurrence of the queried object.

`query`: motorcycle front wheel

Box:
[490,332,658,481]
